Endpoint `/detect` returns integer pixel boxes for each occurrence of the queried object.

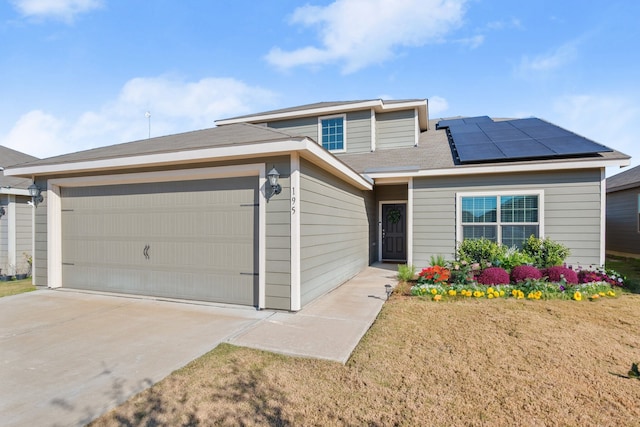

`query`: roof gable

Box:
[607,164,640,192]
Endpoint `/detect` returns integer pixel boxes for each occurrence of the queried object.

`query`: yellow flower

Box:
[598,292,605,297]
[573,291,582,301]
[590,294,600,300]
[488,293,494,299]
[433,294,442,301]
[499,290,505,297]
[487,287,494,294]
[607,290,616,297]
[448,289,457,296]
[517,291,524,299]
[430,288,438,295]
[535,291,542,299]
[511,289,518,297]
[527,292,535,299]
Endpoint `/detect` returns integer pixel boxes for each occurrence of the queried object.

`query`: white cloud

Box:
[11,0,103,22]
[266,0,467,73]
[428,96,449,116]
[517,42,577,75]
[1,76,277,159]
[551,94,640,175]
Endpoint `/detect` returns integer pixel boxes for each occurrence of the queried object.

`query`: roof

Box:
[8,123,299,169]
[607,164,640,193]
[0,146,38,191]
[216,98,430,131]
[338,119,630,179]
[437,116,614,164]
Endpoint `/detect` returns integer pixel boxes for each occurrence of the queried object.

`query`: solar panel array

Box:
[436,116,613,164]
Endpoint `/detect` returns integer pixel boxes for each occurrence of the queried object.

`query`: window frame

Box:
[318,114,347,153]
[456,190,545,247]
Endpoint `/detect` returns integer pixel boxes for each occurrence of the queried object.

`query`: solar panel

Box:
[437,116,613,164]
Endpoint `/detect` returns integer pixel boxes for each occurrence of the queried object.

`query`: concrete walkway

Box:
[0,263,396,426]
[229,263,397,363]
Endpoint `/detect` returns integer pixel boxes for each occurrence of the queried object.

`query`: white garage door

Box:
[61,176,258,305]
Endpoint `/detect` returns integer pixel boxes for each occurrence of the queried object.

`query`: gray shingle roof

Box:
[0,146,38,189]
[10,123,299,169]
[607,164,640,192]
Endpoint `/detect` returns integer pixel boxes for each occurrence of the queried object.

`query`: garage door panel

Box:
[61,177,258,305]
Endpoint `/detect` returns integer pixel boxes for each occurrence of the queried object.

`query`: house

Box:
[0,146,38,279]
[4,99,629,310]
[606,164,640,258]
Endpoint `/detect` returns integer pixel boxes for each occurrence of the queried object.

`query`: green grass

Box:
[0,278,36,298]
[606,255,640,293]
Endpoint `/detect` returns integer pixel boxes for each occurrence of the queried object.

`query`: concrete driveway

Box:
[0,289,270,427]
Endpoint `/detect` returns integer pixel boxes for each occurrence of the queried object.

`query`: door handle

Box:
[143,244,150,260]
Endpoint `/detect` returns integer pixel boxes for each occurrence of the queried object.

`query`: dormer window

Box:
[318,114,346,152]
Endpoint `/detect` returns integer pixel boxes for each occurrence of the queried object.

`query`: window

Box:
[458,192,543,249]
[318,115,346,152]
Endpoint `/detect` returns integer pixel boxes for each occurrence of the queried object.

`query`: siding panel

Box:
[300,159,370,306]
[412,169,603,268]
[606,189,640,256]
[376,110,415,149]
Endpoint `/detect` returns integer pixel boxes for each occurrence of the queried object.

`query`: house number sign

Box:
[291,187,296,215]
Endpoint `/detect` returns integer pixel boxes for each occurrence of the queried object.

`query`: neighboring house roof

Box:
[606,164,640,193]
[217,99,430,131]
[0,145,38,192]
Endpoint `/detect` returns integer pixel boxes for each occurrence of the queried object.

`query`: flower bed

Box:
[407,237,626,302]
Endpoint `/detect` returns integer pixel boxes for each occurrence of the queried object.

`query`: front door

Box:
[381,203,407,261]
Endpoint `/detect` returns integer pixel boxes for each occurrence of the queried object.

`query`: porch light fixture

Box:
[28,184,43,208]
[266,167,282,200]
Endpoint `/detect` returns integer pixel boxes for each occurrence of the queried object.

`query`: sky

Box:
[1,0,638,176]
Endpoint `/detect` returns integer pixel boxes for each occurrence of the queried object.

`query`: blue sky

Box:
[1,0,638,176]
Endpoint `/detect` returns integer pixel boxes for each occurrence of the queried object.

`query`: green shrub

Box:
[429,254,447,267]
[397,264,416,282]
[522,236,570,268]
[496,246,534,272]
[456,238,505,265]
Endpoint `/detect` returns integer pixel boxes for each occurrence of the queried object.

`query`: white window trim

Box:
[456,190,545,246]
[318,114,347,153]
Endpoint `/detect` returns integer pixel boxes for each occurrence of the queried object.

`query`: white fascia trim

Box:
[290,153,301,311]
[5,139,303,177]
[216,99,429,129]
[46,164,268,309]
[414,108,419,147]
[300,140,373,190]
[0,188,30,196]
[6,138,372,191]
[367,158,631,180]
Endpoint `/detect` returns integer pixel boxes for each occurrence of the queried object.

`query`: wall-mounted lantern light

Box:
[266,167,282,200]
[0,206,5,219]
[28,184,43,208]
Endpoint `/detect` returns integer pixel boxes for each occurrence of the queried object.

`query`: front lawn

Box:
[607,255,640,293]
[91,294,640,426]
[0,278,35,298]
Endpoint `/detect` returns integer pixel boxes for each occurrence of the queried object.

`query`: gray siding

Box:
[267,111,372,154]
[345,110,372,154]
[0,195,6,274]
[376,109,415,150]
[15,197,32,275]
[606,188,640,256]
[267,117,317,139]
[299,159,370,306]
[264,156,292,310]
[412,169,604,268]
[34,180,48,285]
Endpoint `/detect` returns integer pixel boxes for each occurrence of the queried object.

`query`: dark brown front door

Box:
[382,203,407,261]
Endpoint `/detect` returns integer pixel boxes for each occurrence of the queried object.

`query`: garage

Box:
[60,176,259,305]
